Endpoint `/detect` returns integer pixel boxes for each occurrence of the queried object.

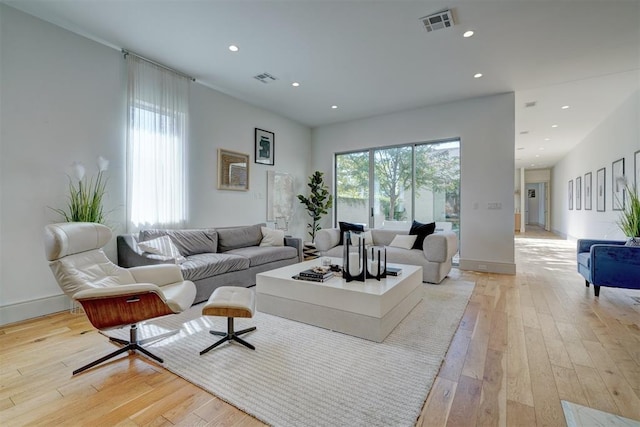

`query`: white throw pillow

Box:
[138,236,186,264]
[260,227,285,247]
[362,230,373,246]
[388,234,417,250]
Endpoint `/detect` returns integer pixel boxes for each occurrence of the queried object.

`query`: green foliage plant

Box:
[297,171,333,242]
[617,183,640,239]
[52,157,109,224]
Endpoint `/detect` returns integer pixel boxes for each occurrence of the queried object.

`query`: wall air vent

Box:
[420,9,455,32]
[254,72,278,84]
[525,101,537,108]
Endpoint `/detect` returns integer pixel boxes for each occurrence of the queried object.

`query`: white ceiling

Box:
[5,0,640,169]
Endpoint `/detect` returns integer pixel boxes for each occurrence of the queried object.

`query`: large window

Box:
[126,54,189,230]
[335,151,370,225]
[335,140,460,237]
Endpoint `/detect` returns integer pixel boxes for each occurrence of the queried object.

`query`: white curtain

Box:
[126,54,189,231]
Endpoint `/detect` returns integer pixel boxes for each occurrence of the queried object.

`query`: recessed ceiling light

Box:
[530,164,535,167]
[535,154,540,158]
[544,138,550,141]
[331,105,338,109]
[474,73,483,79]
[463,30,474,38]
[228,45,239,52]
[561,105,570,109]
[551,124,558,128]
[539,147,545,150]
[292,82,300,87]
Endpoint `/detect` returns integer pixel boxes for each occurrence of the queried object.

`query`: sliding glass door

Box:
[373,146,413,229]
[335,139,460,238]
[335,150,370,226]
[414,141,460,234]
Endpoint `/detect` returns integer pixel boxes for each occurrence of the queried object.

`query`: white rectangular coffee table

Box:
[256,258,423,342]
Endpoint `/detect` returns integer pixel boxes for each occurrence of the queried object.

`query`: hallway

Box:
[419,226,640,426]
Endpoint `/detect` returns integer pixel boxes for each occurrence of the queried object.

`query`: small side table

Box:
[303,242,319,260]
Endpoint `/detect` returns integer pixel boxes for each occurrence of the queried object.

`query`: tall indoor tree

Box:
[297,171,333,242]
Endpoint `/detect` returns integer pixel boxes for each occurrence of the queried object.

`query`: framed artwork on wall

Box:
[218,148,250,191]
[597,167,606,212]
[584,172,592,210]
[568,179,573,210]
[635,150,640,196]
[255,128,275,165]
[576,176,582,210]
[612,158,625,211]
[266,170,295,224]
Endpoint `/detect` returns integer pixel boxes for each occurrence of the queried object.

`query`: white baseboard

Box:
[0,294,71,326]
[458,259,516,275]
[552,228,568,239]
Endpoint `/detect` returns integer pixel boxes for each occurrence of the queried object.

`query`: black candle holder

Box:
[343,231,366,282]
[367,246,387,281]
[343,233,388,282]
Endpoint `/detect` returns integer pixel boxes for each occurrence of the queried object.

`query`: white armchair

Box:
[44,222,196,375]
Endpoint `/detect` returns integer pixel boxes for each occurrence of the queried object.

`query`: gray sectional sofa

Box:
[117,224,302,303]
[315,227,457,283]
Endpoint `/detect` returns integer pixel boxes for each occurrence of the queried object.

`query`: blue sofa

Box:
[577,239,640,296]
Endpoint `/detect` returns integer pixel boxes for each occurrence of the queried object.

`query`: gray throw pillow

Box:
[139,229,218,256]
[217,224,263,252]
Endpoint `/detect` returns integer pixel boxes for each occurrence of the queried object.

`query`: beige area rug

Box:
[108,279,475,427]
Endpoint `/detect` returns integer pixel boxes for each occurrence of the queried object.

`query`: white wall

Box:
[0,5,312,325]
[312,93,516,274]
[1,5,127,324]
[552,89,640,240]
[189,86,310,237]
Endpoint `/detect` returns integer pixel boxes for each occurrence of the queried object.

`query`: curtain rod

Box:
[122,49,196,82]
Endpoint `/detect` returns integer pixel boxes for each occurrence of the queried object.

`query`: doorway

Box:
[525,182,549,230]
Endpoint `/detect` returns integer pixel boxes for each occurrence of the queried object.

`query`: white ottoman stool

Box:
[200,286,256,355]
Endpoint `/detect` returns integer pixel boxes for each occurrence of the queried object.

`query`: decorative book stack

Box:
[293,267,334,282]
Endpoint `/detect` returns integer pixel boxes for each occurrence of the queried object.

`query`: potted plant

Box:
[617,183,640,246]
[52,156,109,224]
[297,171,333,243]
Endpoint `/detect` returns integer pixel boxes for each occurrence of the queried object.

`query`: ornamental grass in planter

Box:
[52,156,109,224]
[617,183,640,246]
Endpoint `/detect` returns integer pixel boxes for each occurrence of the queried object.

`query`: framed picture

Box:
[267,171,295,224]
[584,172,592,210]
[568,179,573,210]
[635,150,640,197]
[218,148,249,191]
[576,176,582,210]
[612,158,625,211]
[597,167,606,212]
[255,128,275,165]
[528,189,536,198]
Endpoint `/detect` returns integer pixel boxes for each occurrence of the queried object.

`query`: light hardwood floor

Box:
[1,227,638,426]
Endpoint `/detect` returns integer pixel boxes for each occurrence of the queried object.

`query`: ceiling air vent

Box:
[525,101,537,108]
[254,72,278,84]
[420,9,455,32]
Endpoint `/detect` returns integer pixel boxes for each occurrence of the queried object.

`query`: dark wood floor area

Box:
[1,226,639,426]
